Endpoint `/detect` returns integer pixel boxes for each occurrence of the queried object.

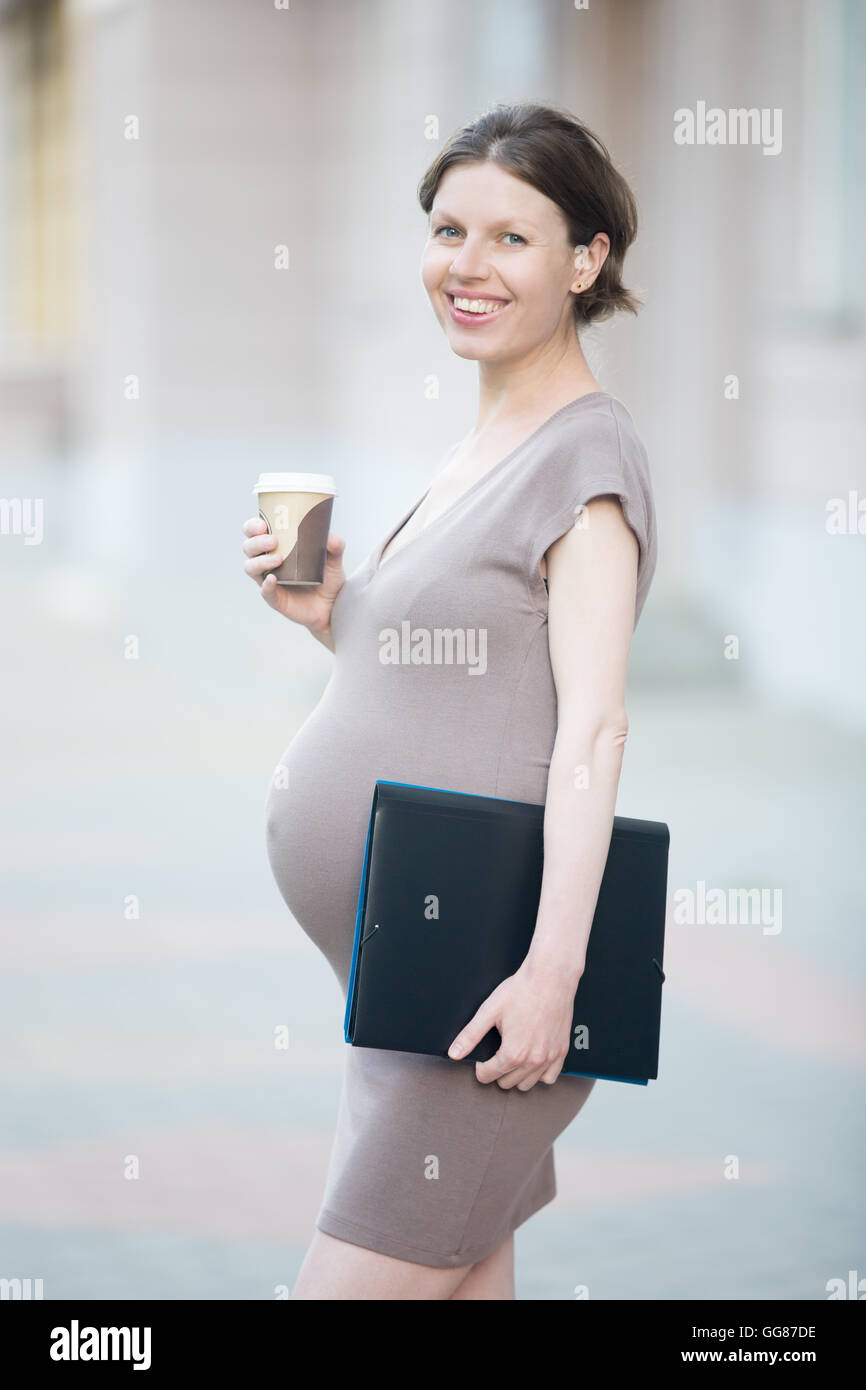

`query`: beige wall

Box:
[2,0,864,719]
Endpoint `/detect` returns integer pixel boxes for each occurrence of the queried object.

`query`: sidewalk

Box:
[0,572,863,1299]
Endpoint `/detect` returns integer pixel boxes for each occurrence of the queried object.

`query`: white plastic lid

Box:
[252,472,337,495]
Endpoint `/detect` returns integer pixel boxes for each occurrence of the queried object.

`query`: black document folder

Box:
[345,781,669,1085]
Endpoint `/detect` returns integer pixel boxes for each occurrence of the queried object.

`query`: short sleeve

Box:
[524,397,657,625]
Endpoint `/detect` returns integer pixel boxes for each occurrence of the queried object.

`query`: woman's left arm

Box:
[448,495,639,1090]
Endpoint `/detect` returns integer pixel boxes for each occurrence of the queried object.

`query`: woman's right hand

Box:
[242,517,346,650]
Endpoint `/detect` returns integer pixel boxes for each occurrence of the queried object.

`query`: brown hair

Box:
[418,102,641,328]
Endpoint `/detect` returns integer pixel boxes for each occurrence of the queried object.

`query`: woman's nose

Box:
[448,237,489,279]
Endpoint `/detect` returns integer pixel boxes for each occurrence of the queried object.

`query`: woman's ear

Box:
[570,233,610,294]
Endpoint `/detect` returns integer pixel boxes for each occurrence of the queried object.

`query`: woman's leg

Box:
[449,1235,515,1300]
[291,1229,476,1300]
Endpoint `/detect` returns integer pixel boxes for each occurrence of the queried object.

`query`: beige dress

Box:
[266,391,658,1267]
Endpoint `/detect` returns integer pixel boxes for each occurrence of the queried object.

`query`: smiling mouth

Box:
[445,293,511,323]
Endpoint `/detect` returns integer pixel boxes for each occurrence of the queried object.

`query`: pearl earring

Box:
[574,246,591,293]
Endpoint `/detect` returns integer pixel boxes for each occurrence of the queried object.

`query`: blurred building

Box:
[1,0,864,725]
[0,0,864,1305]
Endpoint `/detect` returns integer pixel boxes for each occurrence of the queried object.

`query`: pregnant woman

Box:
[243,103,658,1300]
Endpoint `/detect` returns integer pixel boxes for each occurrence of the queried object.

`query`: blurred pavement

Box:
[0,570,863,1300]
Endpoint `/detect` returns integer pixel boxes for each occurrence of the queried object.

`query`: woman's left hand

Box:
[447,961,579,1091]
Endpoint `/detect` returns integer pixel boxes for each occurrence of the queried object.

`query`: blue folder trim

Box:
[376,778,529,803]
[563,1069,647,1086]
[344,780,656,1085]
[343,792,377,1043]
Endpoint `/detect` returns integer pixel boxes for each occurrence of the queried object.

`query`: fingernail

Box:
[448,1044,463,1059]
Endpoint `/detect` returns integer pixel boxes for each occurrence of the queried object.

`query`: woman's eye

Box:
[430,226,525,246]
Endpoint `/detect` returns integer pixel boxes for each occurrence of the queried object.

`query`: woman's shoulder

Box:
[518,389,658,612]
[546,387,645,446]
[524,389,653,500]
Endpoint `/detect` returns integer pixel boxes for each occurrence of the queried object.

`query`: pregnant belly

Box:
[264,692,381,990]
[264,672,554,988]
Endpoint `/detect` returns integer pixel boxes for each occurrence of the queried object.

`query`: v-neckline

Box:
[372,390,610,574]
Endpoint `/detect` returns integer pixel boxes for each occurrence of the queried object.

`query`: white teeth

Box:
[452,296,505,314]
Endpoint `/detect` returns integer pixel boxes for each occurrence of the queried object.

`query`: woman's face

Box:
[421,160,579,364]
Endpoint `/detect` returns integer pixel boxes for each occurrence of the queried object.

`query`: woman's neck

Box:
[474,336,600,431]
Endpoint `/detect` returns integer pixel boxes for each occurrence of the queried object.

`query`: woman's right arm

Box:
[241,517,346,653]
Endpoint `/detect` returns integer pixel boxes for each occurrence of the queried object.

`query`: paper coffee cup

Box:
[252,472,337,585]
